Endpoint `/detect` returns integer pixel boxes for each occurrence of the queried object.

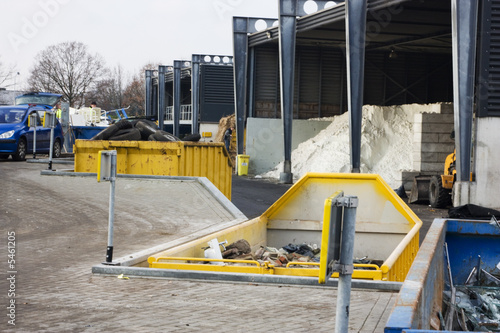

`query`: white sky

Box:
[0,0,278,88]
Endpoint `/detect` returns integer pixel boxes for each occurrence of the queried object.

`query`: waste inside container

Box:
[237,155,249,176]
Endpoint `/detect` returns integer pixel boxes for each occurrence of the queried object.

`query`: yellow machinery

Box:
[429,150,455,208]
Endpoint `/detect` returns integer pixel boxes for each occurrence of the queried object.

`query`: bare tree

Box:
[27,41,106,107]
[0,56,17,88]
[86,65,125,111]
[122,75,144,116]
[122,63,158,116]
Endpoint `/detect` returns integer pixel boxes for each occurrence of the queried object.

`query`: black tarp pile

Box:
[90,119,201,142]
[448,204,500,220]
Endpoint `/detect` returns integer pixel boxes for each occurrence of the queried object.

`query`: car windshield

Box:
[0,108,26,124]
[15,94,60,106]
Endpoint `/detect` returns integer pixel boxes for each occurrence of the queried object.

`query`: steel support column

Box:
[452,0,478,182]
[158,66,166,131]
[145,70,153,117]
[173,60,181,137]
[191,56,201,134]
[233,17,249,155]
[278,0,298,184]
[247,47,256,119]
[345,0,367,173]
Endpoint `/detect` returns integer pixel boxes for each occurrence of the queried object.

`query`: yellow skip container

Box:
[148,173,422,282]
[73,140,233,199]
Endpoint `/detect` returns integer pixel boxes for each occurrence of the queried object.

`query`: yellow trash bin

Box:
[237,155,249,176]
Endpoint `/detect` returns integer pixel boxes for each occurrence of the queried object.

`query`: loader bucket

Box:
[408,175,431,204]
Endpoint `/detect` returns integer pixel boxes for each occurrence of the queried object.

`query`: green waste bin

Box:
[237,155,249,176]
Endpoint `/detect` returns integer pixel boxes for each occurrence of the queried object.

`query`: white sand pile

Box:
[261,104,419,188]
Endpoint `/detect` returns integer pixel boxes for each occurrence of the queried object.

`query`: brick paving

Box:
[1,160,403,332]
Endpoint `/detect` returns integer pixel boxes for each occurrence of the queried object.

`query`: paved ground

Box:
[0,157,446,332]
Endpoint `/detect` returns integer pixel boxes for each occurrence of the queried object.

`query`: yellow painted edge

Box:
[262,173,421,228]
[150,261,384,280]
[318,191,342,284]
[96,150,103,183]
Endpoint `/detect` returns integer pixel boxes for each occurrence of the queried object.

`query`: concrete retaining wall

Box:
[245,117,331,175]
[461,117,500,210]
[412,103,454,174]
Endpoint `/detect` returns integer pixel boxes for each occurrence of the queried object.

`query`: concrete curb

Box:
[91,264,403,291]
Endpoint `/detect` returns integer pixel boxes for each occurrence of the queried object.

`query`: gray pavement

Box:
[0,158,443,332]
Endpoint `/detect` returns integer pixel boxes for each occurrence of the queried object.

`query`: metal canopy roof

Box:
[248,0,452,54]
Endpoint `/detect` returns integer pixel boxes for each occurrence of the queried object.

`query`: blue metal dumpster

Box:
[385,218,500,332]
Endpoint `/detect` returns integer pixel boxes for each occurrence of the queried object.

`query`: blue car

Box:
[0,92,64,161]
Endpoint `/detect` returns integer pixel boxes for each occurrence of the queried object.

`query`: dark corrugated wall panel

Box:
[477,0,500,117]
[253,45,452,119]
[364,53,386,105]
[255,47,280,118]
[199,65,235,122]
[321,49,346,114]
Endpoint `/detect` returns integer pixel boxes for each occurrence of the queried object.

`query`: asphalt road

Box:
[231,176,292,219]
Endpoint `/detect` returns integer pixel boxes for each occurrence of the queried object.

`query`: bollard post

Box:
[97,150,118,265]
[318,192,358,332]
[28,113,38,159]
[106,154,116,263]
[334,195,358,333]
[43,111,56,170]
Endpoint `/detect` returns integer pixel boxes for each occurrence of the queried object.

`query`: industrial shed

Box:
[231,0,500,209]
[144,54,234,138]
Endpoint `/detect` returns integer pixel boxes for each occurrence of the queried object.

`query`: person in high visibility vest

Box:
[55,103,62,119]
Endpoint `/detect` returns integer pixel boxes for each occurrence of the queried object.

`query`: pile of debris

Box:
[442,254,500,331]
[203,239,381,269]
[215,114,237,166]
[90,119,201,142]
[203,239,320,267]
[215,114,235,143]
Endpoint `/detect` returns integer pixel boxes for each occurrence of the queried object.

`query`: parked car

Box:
[0,92,64,161]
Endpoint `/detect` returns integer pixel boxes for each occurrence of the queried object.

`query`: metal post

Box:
[191,55,201,134]
[145,70,153,117]
[47,111,55,170]
[105,151,117,263]
[29,113,37,159]
[152,77,158,120]
[335,195,358,333]
[345,0,367,173]
[48,127,54,169]
[247,47,256,118]
[278,0,298,184]
[173,60,181,137]
[451,0,478,182]
[33,125,37,159]
[233,17,249,155]
[61,102,70,153]
[158,65,166,131]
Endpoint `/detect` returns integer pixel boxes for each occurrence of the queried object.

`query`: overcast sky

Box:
[0,0,278,89]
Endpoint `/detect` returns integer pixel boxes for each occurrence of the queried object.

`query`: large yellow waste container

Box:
[73,140,232,199]
[237,155,249,176]
[148,173,422,282]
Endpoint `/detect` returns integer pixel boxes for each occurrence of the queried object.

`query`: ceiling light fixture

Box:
[389,47,398,59]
